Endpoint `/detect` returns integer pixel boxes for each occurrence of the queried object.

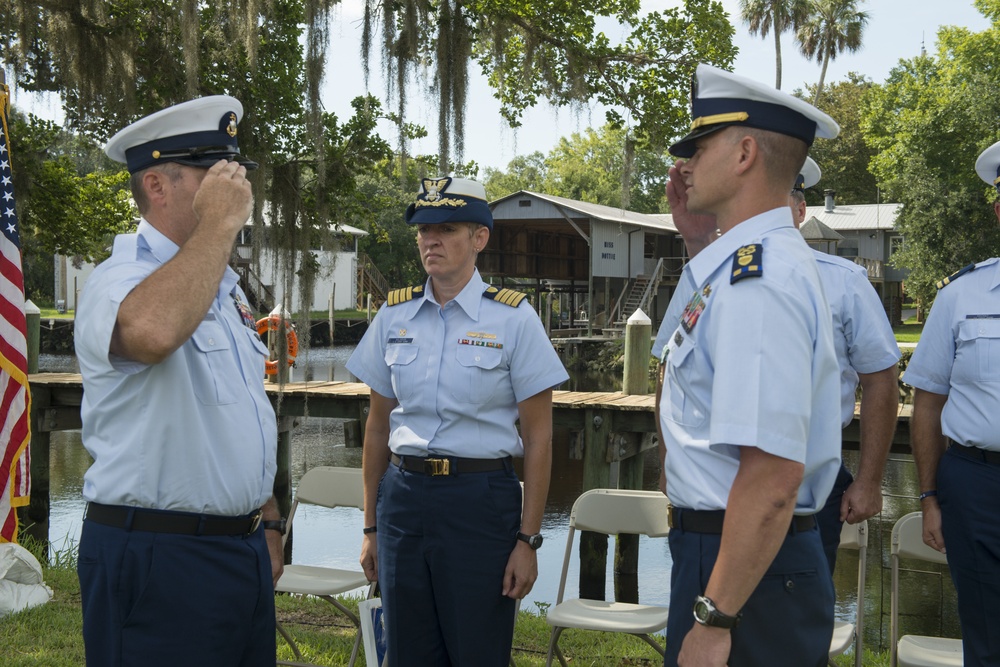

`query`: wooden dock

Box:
[22,372,914,603]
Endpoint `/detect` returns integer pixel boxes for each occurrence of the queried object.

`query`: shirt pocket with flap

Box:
[384,343,419,401]
[955,317,1000,383]
[189,320,237,405]
[450,345,504,404]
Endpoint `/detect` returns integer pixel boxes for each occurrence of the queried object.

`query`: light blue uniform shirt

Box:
[655,247,901,430]
[658,208,841,513]
[75,220,278,515]
[903,257,1000,451]
[813,251,901,428]
[346,270,569,458]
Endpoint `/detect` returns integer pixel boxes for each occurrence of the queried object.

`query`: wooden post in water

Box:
[25,300,39,374]
[579,408,612,600]
[19,386,51,555]
[328,287,335,347]
[615,308,652,603]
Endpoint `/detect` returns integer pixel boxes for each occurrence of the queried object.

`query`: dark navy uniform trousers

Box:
[78,519,275,667]
[376,460,522,667]
[664,521,834,667]
[939,446,1000,667]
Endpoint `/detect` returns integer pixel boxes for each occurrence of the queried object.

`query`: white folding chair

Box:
[276,466,375,667]
[889,511,964,667]
[544,488,670,667]
[829,519,868,667]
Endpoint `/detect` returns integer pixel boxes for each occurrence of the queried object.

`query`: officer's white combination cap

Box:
[975,139,1000,190]
[404,176,493,231]
[794,156,822,191]
[105,95,257,174]
[670,64,840,158]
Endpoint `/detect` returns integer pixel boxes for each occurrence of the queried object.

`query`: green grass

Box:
[38,308,75,319]
[893,314,923,344]
[1,541,893,667]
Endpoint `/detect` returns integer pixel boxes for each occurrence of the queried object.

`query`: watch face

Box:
[693,597,711,623]
[528,534,543,549]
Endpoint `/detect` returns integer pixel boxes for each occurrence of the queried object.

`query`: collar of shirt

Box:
[684,207,795,287]
[135,218,240,299]
[982,257,1000,291]
[418,268,486,320]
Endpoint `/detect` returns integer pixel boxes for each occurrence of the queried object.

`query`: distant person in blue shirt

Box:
[75,96,283,667]
[789,158,900,573]
[903,139,1000,667]
[347,177,568,667]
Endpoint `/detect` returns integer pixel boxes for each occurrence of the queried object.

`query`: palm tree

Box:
[796,0,870,106]
[739,0,809,89]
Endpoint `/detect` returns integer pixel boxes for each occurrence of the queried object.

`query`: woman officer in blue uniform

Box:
[347,177,569,666]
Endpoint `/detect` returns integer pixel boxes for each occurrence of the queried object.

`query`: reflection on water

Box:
[37,349,960,651]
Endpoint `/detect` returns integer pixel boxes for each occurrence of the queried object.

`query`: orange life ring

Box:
[256,316,299,375]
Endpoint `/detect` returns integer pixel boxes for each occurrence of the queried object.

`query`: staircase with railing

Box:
[232,245,276,313]
[608,257,679,330]
[356,252,390,309]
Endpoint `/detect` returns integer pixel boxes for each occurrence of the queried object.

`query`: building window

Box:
[889,235,904,258]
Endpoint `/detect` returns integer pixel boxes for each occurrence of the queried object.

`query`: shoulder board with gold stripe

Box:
[935,263,975,290]
[730,243,763,284]
[483,286,528,308]
[386,285,425,306]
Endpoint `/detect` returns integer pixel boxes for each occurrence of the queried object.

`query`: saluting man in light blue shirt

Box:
[75,96,283,667]
[655,64,842,667]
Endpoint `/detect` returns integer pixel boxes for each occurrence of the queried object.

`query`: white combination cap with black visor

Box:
[794,156,822,192]
[975,139,1000,192]
[104,95,257,173]
[669,64,840,158]
[405,177,493,232]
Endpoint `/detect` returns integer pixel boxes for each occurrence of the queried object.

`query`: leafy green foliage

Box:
[738,0,810,89]
[862,11,1000,308]
[795,0,870,105]
[800,73,880,205]
[483,124,669,213]
[366,0,737,171]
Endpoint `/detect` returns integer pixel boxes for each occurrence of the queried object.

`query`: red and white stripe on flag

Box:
[0,83,31,544]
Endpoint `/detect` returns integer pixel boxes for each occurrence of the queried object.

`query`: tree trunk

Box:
[774,11,783,89]
[813,45,831,106]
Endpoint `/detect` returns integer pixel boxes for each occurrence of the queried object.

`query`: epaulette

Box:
[731,243,763,283]
[935,263,975,290]
[483,286,528,307]
[386,285,425,306]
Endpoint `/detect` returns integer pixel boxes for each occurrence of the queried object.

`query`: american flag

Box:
[0,83,30,544]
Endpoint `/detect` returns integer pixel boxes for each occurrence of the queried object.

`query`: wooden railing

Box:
[356,253,389,310]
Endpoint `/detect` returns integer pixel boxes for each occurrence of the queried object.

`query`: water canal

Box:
[35,346,959,652]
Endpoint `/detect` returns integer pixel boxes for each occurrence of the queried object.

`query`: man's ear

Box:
[733,135,758,176]
[141,169,169,208]
[993,198,1000,224]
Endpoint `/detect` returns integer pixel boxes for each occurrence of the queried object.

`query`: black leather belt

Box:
[84,503,262,536]
[668,506,815,535]
[949,440,1000,466]
[390,453,510,476]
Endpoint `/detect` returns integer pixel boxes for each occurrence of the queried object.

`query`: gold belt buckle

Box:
[248,510,263,534]
[426,458,451,476]
[667,503,675,529]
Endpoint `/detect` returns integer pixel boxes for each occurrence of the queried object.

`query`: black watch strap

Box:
[516,531,543,550]
[262,518,286,535]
